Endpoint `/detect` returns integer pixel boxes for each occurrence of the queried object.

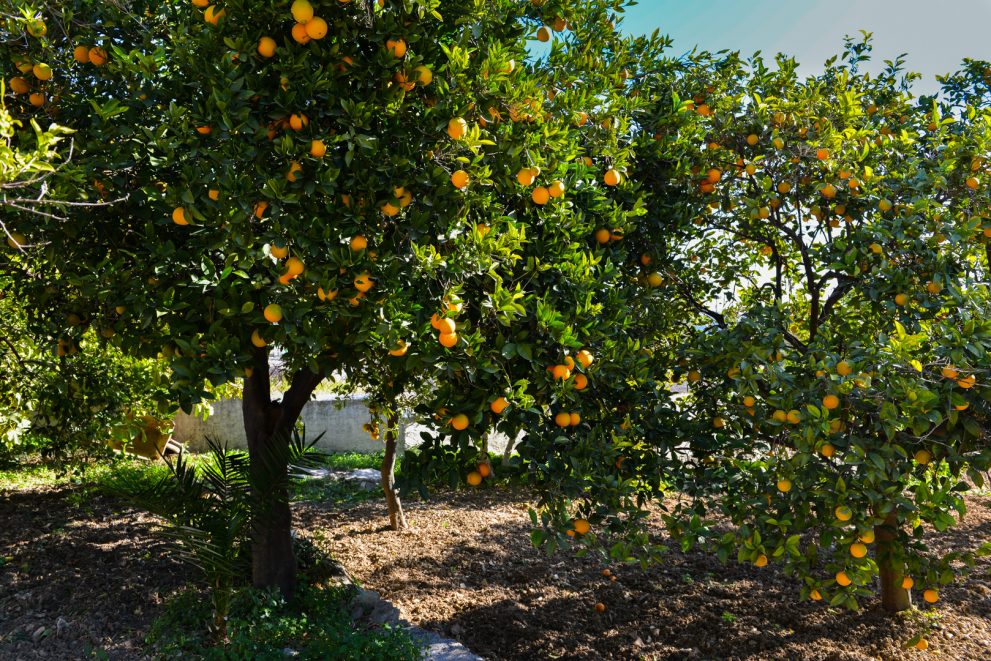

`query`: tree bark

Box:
[502,433,516,466]
[381,413,407,530]
[241,347,322,598]
[875,511,911,613]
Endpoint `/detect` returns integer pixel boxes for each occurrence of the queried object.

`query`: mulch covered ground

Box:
[0,486,190,660]
[2,477,990,660]
[301,488,991,661]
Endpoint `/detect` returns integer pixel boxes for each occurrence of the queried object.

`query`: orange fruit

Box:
[820,443,836,458]
[353,273,373,292]
[820,183,837,199]
[254,200,269,219]
[8,77,29,94]
[569,412,581,426]
[576,350,593,368]
[477,463,491,478]
[291,23,312,44]
[263,304,283,323]
[386,38,407,58]
[291,0,314,22]
[466,471,482,486]
[574,519,590,535]
[289,113,309,131]
[204,5,225,25]
[350,235,367,251]
[32,63,53,81]
[451,413,469,431]
[451,170,470,189]
[28,92,45,107]
[531,186,550,205]
[554,412,571,428]
[850,543,868,558]
[923,589,938,604]
[551,364,571,381]
[603,169,621,186]
[777,479,792,493]
[548,180,565,198]
[88,47,107,65]
[257,37,276,58]
[816,148,830,161]
[516,168,536,186]
[251,329,267,348]
[310,140,326,157]
[822,394,840,410]
[388,340,409,357]
[413,65,433,85]
[894,293,909,306]
[915,639,928,651]
[439,332,458,348]
[270,244,288,259]
[915,449,932,465]
[490,397,509,414]
[835,505,853,522]
[901,576,914,590]
[573,374,588,390]
[208,189,220,201]
[447,118,468,140]
[836,360,853,377]
[594,602,606,613]
[172,207,190,226]
[594,228,611,244]
[754,554,768,567]
[835,571,852,587]
[858,530,875,544]
[941,365,959,380]
[286,161,302,182]
[536,26,551,42]
[957,374,977,389]
[286,256,305,276]
[966,176,979,190]
[305,17,328,39]
[436,317,456,335]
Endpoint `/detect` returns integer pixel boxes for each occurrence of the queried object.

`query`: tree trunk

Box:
[875,511,911,613]
[381,413,407,530]
[241,347,322,599]
[502,433,516,466]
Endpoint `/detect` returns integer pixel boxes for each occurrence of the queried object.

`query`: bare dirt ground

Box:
[301,487,991,661]
[2,478,990,660]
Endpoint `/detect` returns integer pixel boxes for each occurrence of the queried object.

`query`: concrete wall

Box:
[172,394,518,456]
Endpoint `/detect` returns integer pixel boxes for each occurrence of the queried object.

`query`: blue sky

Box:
[617,0,991,92]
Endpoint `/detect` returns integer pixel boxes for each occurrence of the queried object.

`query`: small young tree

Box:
[635,39,991,613]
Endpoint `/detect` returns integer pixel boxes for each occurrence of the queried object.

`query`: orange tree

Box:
[1,0,684,595]
[632,38,991,617]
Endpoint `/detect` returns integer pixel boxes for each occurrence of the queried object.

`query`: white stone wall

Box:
[172,394,517,456]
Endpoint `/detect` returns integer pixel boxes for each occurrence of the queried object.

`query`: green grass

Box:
[316,451,388,471]
[147,584,423,660]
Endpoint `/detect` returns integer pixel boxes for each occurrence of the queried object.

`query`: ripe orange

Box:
[603,169,621,186]
[858,530,875,544]
[251,329,267,348]
[957,374,977,389]
[754,554,768,567]
[573,374,588,390]
[516,168,536,186]
[894,293,909,306]
[381,201,400,217]
[574,519,590,535]
[354,273,373,292]
[263,304,283,323]
[777,479,792,493]
[310,140,326,157]
[258,37,276,58]
[810,589,823,601]
[914,449,932,465]
[286,256,305,276]
[28,91,45,106]
[551,364,571,381]
[554,412,571,428]
[286,161,303,182]
[386,38,407,58]
[850,543,868,558]
[8,77,29,94]
[350,235,367,251]
[270,244,288,259]
[835,571,852,587]
[532,186,550,205]
[569,412,581,426]
[447,117,468,140]
[289,113,309,131]
[439,332,458,348]
[413,65,433,85]
[172,207,190,226]
[291,23,312,44]
[820,183,837,199]
[254,200,269,219]
[32,63,52,81]
[389,340,409,357]
[816,148,830,161]
[594,228,611,244]
[204,5,225,25]
[548,180,566,198]
[820,443,836,458]
[466,471,482,486]
[923,589,939,604]
[88,47,107,65]
[594,602,606,613]
[451,413,470,431]
[451,170,470,189]
[941,365,960,380]
[901,576,914,590]
[915,639,928,651]
[291,0,314,22]
[836,360,853,377]
[966,176,979,190]
[835,505,853,522]
[305,16,328,39]
[878,198,893,212]
[822,394,840,410]
[436,318,456,335]
[576,350,593,368]
[536,26,551,42]
[208,189,220,201]
[490,397,509,414]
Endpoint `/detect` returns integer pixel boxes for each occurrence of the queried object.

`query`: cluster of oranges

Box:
[940,364,977,389]
[465,461,491,486]
[515,167,565,205]
[430,300,462,349]
[7,47,57,107]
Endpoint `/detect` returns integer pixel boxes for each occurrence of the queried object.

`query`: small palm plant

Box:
[118,430,322,637]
